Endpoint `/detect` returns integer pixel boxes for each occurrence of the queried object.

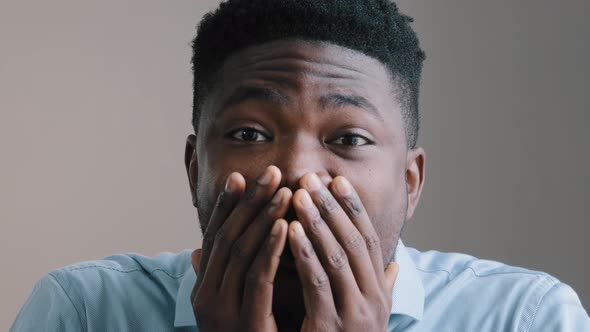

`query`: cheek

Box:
[195,149,235,228]
[196,173,218,202]
[196,152,269,226]
[351,169,407,260]
[195,166,221,230]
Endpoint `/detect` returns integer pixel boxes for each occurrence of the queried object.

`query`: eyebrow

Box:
[219,86,290,113]
[218,86,382,120]
[319,93,383,120]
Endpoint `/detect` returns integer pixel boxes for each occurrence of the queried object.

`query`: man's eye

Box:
[331,135,372,146]
[228,128,269,142]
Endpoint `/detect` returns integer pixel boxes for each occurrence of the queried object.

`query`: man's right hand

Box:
[190,166,292,332]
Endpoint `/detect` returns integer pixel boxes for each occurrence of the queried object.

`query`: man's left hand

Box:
[289,173,399,331]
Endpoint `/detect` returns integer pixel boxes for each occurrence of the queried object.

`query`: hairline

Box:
[193,38,414,148]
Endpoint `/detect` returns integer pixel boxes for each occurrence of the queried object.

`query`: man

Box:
[11,0,589,331]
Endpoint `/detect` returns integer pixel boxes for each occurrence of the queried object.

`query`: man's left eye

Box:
[330,135,372,146]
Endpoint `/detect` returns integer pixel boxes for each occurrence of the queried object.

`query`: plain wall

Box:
[1,0,588,329]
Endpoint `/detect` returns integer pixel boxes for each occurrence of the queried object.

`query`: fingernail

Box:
[334,177,351,196]
[225,174,238,192]
[270,189,284,206]
[293,221,305,236]
[258,167,273,185]
[271,219,283,236]
[306,173,322,192]
[299,191,314,208]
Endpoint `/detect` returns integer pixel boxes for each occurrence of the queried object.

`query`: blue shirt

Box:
[12,241,590,331]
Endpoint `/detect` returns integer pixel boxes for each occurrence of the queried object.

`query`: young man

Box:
[12,0,590,331]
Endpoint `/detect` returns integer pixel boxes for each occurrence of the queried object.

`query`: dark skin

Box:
[184,39,425,331]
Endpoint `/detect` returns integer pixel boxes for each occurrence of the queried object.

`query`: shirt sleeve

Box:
[528,282,590,331]
[10,273,84,332]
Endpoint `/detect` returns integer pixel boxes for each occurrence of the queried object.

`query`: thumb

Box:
[384,262,400,295]
[191,249,202,275]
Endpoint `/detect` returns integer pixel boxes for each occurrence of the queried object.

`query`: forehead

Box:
[209,39,400,108]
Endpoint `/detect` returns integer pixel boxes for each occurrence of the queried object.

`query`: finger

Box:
[288,221,336,317]
[203,165,282,290]
[222,187,292,295]
[198,172,245,280]
[384,262,399,296]
[195,173,244,301]
[190,249,202,305]
[241,219,288,327]
[299,173,378,294]
[292,189,360,305]
[329,176,386,286]
[192,249,202,274]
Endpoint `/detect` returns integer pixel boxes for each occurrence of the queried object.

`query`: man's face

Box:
[185,39,425,264]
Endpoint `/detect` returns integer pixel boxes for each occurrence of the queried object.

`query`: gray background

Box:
[1,0,588,329]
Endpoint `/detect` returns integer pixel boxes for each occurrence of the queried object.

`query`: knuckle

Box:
[364,234,381,252]
[308,271,331,290]
[240,316,271,332]
[327,247,349,270]
[214,226,228,243]
[344,196,364,217]
[300,240,317,259]
[230,239,249,260]
[308,215,325,233]
[318,191,339,215]
[343,230,365,251]
[343,305,381,330]
[261,237,274,256]
[245,270,273,289]
[311,318,340,332]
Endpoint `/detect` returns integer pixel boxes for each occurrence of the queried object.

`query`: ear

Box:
[405,146,426,221]
[185,134,199,208]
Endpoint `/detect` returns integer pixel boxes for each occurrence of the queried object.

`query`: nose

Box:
[275,137,333,192]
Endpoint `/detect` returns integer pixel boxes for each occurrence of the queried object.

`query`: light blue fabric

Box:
[12,241,589,331]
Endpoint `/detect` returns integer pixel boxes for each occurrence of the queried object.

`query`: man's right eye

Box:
[227,128,269,142]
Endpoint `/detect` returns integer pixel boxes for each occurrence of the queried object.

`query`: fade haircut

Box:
[191,0,426,149]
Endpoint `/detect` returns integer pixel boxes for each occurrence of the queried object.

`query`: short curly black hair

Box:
[191,0,425,149]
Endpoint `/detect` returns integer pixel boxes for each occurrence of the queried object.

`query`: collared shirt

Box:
[11,241,590,331]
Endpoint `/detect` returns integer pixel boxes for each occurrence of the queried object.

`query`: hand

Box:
[190,166,293,332]
[289,173,399,331]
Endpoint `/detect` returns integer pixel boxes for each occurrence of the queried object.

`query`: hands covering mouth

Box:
[191,165,399,331]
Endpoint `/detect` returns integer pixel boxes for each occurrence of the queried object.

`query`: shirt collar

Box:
[390,239,425,320]
[174,240,424,327]
[174,265,197,327]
